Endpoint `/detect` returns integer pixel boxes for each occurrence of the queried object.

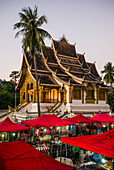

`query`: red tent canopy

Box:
[22,114,75,127]
[0,117,30,132]
[90,113,114,123]
[65,113,96,123]
[61,128,114,158]
[0,140,75,170]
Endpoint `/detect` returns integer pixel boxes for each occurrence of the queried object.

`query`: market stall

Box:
[65,113,96,123]
[0,117,30,142]
[61,128,114,169]
[0,140,75,170]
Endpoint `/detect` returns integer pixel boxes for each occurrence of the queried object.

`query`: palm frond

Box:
[33,5,38,18]
[38,28,51,39]
[13,22,28,30]
[19,12,29,23]
[36,15,47,27]
[15,29,25,38]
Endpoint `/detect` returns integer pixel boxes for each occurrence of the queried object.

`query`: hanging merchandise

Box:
[70,125,73,131]
[53,128,56,135]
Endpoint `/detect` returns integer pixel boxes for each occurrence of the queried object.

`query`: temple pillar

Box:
[69,86,73,103]
[96,85,99,104]
[82,87,84,104]
[39,86,43,103]
[64,87,67,105]
[105,90,108,104]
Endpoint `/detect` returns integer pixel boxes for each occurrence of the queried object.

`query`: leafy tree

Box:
[0,90,12,109]
[9,71,20,109]
[14,6,51,117]
[0,79,20,109]
[101,62,114,87]
[108,89,114,112]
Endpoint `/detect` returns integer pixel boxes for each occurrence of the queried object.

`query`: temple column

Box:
[39,86,43,103]
[94,86,97,104]
[69,86,73,103]
[96,85,99,104]
[105,90,108,104]
[82,87,84,104]
[64,87,67,105]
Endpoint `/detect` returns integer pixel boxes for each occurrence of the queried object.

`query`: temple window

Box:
[99,90,105,100]
[73,87,81,99]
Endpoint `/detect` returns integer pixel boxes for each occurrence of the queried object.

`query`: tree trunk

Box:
[33,54,41,117]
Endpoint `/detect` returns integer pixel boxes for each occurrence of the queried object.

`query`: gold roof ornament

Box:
[46,57,48,62]
[74,42,76,46]
[69,79,71,84]
[102,77,104,82]
[30,63,32,69]
[38,78,40,84]
[89,65,91,71]
[60,58,61,62]
[83,52,85,55]
[55,50,58,54]
[68,66,70,71]
[89,70,91,74]
[94,61,96,64]
[82,75,85,81]
[55,69,57,74]
[77,55,80,59]
[81,61,84,67]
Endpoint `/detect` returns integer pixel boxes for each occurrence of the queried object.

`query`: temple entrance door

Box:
[60,92,64,103]
[86,84,95,103]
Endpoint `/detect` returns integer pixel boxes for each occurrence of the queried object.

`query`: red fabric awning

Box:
[22,114,75,127]
[0,117,30,132]
[90,113,114,123]
[0,140,75,170]
[61,128,114,158]
[65,113,96,123]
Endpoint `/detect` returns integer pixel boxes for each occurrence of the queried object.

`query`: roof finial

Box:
[59,35,68,43]
[83,52,85,55]
[74,43,76,46]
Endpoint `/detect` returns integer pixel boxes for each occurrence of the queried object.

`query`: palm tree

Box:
[101,62,114,87]
[14,6,51,117]
[9,71,20,110]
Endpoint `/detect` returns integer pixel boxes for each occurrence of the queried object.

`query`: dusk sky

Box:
[0,0,114,80]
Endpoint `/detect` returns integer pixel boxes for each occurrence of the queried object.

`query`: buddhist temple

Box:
[16,36,110,114]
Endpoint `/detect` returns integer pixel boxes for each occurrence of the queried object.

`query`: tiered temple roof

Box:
[17,36,107,89]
